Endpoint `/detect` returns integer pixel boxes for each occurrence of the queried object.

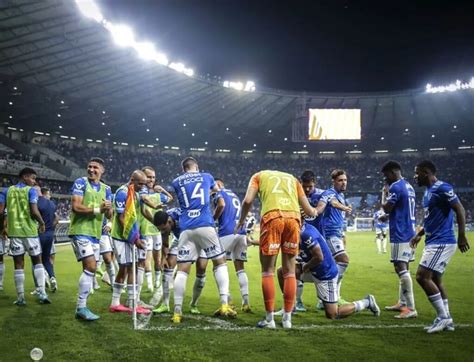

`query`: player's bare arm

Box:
[153,185,173,202]
[213,197,225,220]
[302,245,324,273]
[409,227,425,249]
[236,186,258,232]
[452,202,470,253]
[71,195,111,215]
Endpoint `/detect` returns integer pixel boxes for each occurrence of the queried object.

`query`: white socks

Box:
[237,270,249,305]
[214,263,230,305]
[33,264,46,294]
[353,298,370,312]
[336,262,348,297]
[137,267,145,301]
[14,269,25,298]
[191,274,206,307]
[106,263,116,285]
[111,282,124,306]
[162,268,174,307]
[146,271,153,290]
[173,271,189,314]
[428,292,448,318]
[154,270,162,288]
[399,270,415,309]
[77,270,94,309]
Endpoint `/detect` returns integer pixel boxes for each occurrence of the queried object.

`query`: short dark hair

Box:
[381,160,401,173]
[19,167,37,178]
[416,160,437,174]
[89,157,105,166]
[181,157,198,171]
[331,169,346,180]
[300,170,315,183]
[153,211,169,227]
[40,187,50,194]
[142,166,155,173]
[214,178,224,183]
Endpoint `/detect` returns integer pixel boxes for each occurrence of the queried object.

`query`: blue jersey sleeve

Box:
[105,185,112,202]
[0,187,7,205]
[320,189,335,204]
[28,187,38,204]
[114,189,127,214]
[208,174,216,190]
[71,178,87,197]
[160,194,169,203]
[386,183,400,205]
[438,183,459,206]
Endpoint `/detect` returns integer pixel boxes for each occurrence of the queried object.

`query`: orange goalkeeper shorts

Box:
[259,216,300,256]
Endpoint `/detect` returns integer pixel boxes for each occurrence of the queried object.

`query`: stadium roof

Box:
[0,0,473,152]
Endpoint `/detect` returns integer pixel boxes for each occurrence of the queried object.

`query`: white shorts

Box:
[112,239,137,264]
[177,227,225,263]
[9,237,42,257]
[100,235,114,254]
[376,227,388,237]
[169,236,207,259]
[71,236,95,261]
[0,237,6,255]
[220,234,247,262]
[50,241,56,255]
[300,272,338,304]
[92,243,100,262]
[145,235,162,252]
[326,235,346,257]
[391,242,415,263]
[152,234,162,251]
[419,243,457,274]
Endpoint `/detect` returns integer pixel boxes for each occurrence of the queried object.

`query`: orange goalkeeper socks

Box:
[283,273,296,313]
[261,272,275,312]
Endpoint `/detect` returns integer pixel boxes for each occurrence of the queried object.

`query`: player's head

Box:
[414,160,437,187]
[130,169,147,192]
[41,187,51,199]
[141,166,156,189]
[19,167,37,186]
[87,157,105,181]
[153,211,173,233]
[381,160,402,185]
[331,169,347,192]
[215,178,224,189]
[300,170,316,196]
[181,157,199,172]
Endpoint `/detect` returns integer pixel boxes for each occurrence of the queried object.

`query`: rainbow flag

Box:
[123,184,140,244]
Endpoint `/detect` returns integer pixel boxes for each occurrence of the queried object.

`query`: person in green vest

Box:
[0,167,49,305]
[69,158,112,321]
[109,169,152,315]
[140,166,173,304]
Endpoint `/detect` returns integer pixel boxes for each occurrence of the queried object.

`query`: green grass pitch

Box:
[0,232,473,361]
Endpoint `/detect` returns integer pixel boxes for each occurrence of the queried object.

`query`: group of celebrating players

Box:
[0,155,469,333]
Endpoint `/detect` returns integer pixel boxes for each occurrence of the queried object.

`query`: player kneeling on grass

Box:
[277,223,380,320]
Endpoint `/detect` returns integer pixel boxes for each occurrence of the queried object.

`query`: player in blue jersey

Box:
[170,157,235,323]
[276,222,380,319]
[381,161,417,319]
[213,179,251,312]
[151,208,209,314]
[373,206,388,254]
[294,170,326,311]
[411,160,470,333]
[69,158,113,320]
[315,169,352,302]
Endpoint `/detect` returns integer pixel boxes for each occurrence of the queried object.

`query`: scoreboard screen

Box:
[308,109,361,140]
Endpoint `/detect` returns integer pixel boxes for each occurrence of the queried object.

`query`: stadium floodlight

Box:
[9,115,12,119]
[375,150,389,153]
[75,0,104,23]
[319,151,335,154]
[107,24,135,47]
[135,41,159,61]
[429,147,446,151]
[191,133,195,136]
[426,78,474,93]
[169,62,185,72]
[101,122,105,125]
[204,141,208,145]
[244,81,256,92]
[146,128,150,132]
[58,125,63,129]
[284,137,288,141]
[61,100,65,104]
[8,101,13,105]
[153,53,169,66]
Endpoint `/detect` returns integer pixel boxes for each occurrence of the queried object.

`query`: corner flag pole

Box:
[132,244,137,330]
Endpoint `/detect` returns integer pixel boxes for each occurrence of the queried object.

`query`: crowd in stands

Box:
[0,139,473,224]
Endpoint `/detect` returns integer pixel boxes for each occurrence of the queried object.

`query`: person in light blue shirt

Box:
[411,160,470,333]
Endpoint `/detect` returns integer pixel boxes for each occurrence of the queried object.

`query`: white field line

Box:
[135,314,474,332]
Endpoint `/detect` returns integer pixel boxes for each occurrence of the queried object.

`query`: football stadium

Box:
[0,0,473,360]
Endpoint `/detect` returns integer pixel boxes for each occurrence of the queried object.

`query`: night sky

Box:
[97,0,474,93]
